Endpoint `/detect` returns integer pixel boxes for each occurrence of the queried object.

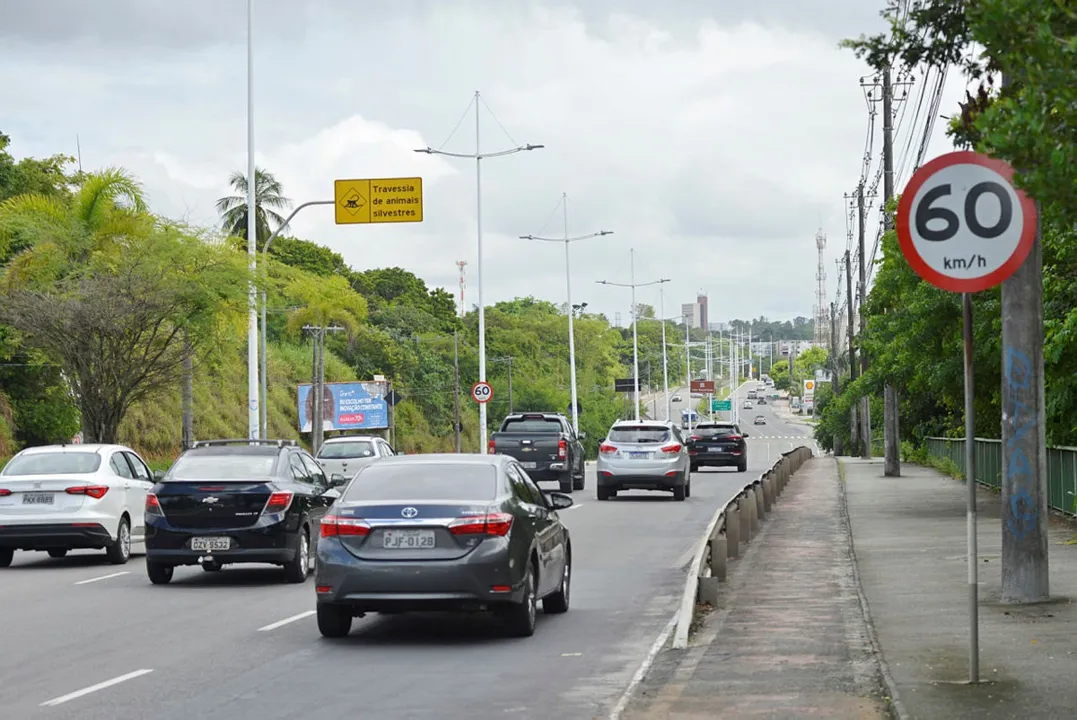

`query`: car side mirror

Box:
[546,492,574,510]
[329,474,349,488]
[153,470,165,481]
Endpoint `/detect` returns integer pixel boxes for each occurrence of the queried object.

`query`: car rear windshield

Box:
[318,441,375,459]
[501,417,562,434]
[608,426,671,444]
[693,425,739,438]
[165,454,277,480]
[2,452,102,475]
[344,464,497,501]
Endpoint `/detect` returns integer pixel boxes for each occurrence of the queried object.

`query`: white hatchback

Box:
[0,444,155,567]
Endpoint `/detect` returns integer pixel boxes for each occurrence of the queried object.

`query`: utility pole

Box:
[845,250,858,456]
[304,324,344,455]
[857,182,871,458]
[506,357,513,414]
[181,336,194,450]
[999,72,1049,604]
[830,302,843,455]
[881,66,901,476]
[453,330,462,453]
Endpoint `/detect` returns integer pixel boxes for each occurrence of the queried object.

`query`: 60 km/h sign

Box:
[896,151,1037,293]
[471,381,493,404]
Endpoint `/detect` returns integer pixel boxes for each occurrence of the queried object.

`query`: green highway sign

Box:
[711,399,731,411]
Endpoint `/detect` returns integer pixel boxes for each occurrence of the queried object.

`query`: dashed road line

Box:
[257,610,316,632]
[74,571,130,585]
[41,668,153,707]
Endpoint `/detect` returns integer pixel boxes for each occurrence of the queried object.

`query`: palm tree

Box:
[215,167,292,252]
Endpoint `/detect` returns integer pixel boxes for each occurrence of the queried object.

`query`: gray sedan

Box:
[314,454,573,638]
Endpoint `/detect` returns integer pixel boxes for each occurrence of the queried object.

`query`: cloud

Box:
[0,1,965,324]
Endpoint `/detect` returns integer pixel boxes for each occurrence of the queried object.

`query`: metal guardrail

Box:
[924,436,1077,517]
[671,445,814,649]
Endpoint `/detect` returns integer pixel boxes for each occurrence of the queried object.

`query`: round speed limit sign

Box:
[471,381,493,404]
[896,151,1037,293]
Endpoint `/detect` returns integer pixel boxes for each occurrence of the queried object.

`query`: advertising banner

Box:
[298,381,389,432]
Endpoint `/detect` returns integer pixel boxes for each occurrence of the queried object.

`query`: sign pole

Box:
[962,291,979,683]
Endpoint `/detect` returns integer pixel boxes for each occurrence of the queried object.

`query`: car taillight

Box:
[0,489,10,497]
[66,485,108,499]
[689,435,702,441]
[145,493,163,515]
[488,439,496,453]
[558,438,567,459]
[448,512,513,537]
[599,443,617,454]
[727,435,742,442]
[320,515,371,538]
[262,491,293,514]
[661,444,682,454]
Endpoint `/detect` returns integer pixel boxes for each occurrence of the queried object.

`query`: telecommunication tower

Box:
[813,229,828,345]
[456,260,467,317]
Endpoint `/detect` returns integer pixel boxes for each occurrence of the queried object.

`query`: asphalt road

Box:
[0,384,816,720]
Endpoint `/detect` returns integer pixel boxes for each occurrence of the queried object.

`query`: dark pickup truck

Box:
[489,413,586,493]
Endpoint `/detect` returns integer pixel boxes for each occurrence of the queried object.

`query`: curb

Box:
[836,458,909,720]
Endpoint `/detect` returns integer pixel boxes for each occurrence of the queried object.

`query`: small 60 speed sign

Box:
[896,151,1037,293]
[471,381,493,404]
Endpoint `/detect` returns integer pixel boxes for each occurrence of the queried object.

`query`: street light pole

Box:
[245,0,259,440]
[519,195,612,435]
[415,92,544,454]
[596,250,668,423]
[660,287,670,422]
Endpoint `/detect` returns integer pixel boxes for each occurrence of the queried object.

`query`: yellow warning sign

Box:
[334,177,423,225]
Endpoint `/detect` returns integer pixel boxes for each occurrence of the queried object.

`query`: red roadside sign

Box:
[690,380,715,394]
[896,151,1037,293]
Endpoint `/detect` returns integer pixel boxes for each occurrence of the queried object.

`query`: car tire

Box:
[48,549,69,559]
[543,550,571,614]
[685,480,692,498]
[559,474,574,494]
[283,528,310,584]
[0,548,12,567]
[737,461,748,473]
[572,469,585,491]
[105,516,131,565]
[690,463,699,473]
[597,486,612,501]
[317,603,353,638]
[500,560,538,638]
[146,561,174,585]
[673,483,686,501]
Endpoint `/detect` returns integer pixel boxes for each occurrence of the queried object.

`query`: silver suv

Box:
[595,420,691,501]
[315,435,396,482]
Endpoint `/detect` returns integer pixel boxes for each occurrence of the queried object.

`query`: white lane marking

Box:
[74,571,130,585]
[608,611,679,720]
[257,610,316,632]
[41,668,153,707]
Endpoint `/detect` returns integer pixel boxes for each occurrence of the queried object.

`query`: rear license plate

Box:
[383,529,436,549]
[22,493,53,505]
[520,462,537,469]
[629,452,651,460]
[190,536,231,551]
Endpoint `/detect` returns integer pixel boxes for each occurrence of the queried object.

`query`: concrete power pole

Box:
[845,250,858,456]
[830,302,843,456]
[999,72,1049,603]
[881,66,901,476]
[453,330,462,453]
[857,182,871,458]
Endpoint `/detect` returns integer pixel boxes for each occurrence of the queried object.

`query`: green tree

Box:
[215,167,292,252]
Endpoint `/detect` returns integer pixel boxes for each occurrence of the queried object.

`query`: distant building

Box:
[697,293,708,330]
[681,303,701,329]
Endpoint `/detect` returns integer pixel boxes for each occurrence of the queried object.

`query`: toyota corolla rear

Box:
[595,424,687,491]
[316,460,526,613]
[145,451,300,566]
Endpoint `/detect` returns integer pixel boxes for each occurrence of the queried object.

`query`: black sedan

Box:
[686,422,749,473]
[144,439,340,584]
[314,454,573,638]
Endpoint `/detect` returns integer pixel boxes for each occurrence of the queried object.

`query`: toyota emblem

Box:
[401,506,418,519]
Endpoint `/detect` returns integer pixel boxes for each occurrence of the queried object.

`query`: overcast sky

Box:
[0,0,966,325]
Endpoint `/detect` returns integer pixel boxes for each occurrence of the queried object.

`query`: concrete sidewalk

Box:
[843,459,1077,720]
[623,457,892,718]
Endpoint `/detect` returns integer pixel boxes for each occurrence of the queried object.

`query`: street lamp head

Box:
[524,144,545,151]
[413,147,434,154]
[599,230,614,236]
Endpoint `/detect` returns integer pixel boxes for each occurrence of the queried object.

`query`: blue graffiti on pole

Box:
[1003,345,1038,540]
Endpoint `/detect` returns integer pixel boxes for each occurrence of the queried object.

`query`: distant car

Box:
[671,394,682,403]
[315,435,396,482]
[144,439,342,584]
[0,444,154,567]
[314,453,573,639]
[754,415,766,425]
[685,422,749,473]
[743,400,753,409]
[757,398,767,405]
[596,420,691,501]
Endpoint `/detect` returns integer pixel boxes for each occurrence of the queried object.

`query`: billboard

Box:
[802,379,816,403]
[690,379,715,394]
[298,381,389,432]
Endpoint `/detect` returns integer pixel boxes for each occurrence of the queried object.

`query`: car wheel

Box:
[673,484,686,501]
[317,603,353,638]
[597,486,611,501]
[543,550,571,614]
[572,471,585,491]
[559,474,574,494]
[201,561,223,572]
[685,481,692,498]
[105,516,131,565]
[0,548,13,567]
[48,549,69,559]
[146,561,174,585]
[690,463,699,473]
[500,560,537,637]
[283,529,310,583]
[737,461,748,473]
